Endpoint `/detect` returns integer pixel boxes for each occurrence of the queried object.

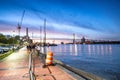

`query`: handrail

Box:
[29,50,35,80]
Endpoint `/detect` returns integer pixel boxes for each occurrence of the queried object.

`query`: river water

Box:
[48,44,120,80]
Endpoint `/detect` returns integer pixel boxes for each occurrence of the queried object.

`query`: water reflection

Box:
[69,44,78,56]
[50,44,113,56]
[49,44,120,80]
[88,45,91,55]
[109,45,112,54]
[78,44,113,56]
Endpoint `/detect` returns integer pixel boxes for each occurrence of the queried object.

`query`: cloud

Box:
[0,0,120,40]
[0,20,17,31]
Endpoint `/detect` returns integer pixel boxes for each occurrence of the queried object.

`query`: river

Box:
[48,44,120,80]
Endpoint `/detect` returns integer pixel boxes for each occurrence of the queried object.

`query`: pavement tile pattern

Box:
[0,47,78,80]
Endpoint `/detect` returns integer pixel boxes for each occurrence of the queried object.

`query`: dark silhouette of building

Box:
[73,33,75,44]
[81,37,85,43]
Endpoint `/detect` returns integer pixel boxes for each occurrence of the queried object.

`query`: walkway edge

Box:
[53,59,104,80]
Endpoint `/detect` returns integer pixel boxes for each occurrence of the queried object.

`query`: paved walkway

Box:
[0,47,84,80]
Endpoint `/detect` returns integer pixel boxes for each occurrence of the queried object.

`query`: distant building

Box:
[25,27,30,41]
[61,42,64,44]
[81,37,85,43]
[73,33,75,44]
[5,35,11,38]
[20,27,31,45]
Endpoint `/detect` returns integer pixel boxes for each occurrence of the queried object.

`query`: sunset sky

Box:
[0,0,120,41]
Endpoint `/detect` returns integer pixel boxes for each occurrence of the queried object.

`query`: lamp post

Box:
[13,30,15,51]
[17,24,21,46]
[32,32,33,43]
[43,19,46,54]
[39,25,42,53]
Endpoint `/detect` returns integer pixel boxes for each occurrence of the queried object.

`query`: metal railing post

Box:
[28,50,35,80]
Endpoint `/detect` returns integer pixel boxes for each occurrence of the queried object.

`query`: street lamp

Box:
[13,30,15,51]
[17,24,21,45]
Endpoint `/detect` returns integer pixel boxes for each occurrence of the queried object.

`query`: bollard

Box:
[46,51,53,65]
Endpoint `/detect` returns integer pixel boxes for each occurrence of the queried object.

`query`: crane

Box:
[17,10,25,40]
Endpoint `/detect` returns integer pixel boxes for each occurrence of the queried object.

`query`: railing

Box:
[29,50,35,80]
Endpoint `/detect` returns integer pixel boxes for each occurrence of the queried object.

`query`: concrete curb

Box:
[53,59,104,80]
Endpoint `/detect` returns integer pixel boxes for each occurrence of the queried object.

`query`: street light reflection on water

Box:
[50,44,113,56]
[49,44,120,80]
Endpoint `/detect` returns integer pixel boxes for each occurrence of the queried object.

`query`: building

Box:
[81,37,85,43]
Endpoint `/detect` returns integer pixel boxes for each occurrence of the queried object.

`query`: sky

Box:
[0,0,120,42]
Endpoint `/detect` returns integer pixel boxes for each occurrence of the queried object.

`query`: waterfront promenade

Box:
[0,47,85,80]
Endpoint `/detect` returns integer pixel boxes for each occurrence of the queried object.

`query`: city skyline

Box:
[0,0,120,41]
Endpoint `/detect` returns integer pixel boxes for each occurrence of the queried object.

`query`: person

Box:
[31,43,36,52]
[36,44,41,55]
[27,44,31,52]
[27,45,29,50]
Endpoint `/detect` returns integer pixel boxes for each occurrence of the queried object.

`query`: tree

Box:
[7,37,14,44]
[0,33,19,44]
[14,36,20,40]
[0,33,7,43]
